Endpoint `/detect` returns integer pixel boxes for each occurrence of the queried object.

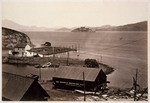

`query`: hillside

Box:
[2,19,56,31]
[95,21,147,31]
[2,20,147,32]
[2,27,32,49]
[55,27,71,32]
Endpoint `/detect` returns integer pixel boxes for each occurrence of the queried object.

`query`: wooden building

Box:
[52,67,109,91]
[2,72,50,101]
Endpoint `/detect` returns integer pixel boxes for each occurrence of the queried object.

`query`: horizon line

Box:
[2,19,147,29]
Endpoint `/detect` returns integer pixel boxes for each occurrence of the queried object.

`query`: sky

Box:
[1,0,148,28]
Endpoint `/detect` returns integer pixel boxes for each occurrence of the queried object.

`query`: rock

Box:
[2,27,32,49]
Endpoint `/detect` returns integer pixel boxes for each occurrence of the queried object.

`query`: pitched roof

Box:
[53,66,102,82]
[2,72,49,101]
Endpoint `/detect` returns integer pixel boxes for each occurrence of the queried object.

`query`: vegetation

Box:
[41,42,51,47]
[84,59,99,68]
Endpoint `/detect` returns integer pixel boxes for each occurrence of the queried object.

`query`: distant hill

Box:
[55,27,72,32]
[2,27,33,49]
[2,19,57,31]
[95,21,147,31]
[2,19,147,32]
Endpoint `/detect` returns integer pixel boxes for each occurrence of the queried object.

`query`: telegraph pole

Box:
[133,69,138,101]
[39,67,41,80]
[78,44,80,52]
[53,47,56,71]
[101,55,102,63]
[66,48,69,66]
[77,44,80,60]
[53,47,55,63]
[83,72,86,101]
[75,44,77,52]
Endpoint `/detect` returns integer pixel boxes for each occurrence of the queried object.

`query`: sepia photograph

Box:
[1,0,149,101]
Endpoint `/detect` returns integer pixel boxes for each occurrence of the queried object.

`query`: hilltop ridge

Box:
[2,20,147,32]
[94,21,147,31]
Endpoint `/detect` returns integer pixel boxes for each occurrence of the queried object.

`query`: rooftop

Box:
[2,72,35,101]
[2,72,49,101]
[53,66,104,82]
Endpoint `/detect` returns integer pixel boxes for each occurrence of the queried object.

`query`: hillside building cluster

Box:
[8,42,53,57]
[8,42,77,57]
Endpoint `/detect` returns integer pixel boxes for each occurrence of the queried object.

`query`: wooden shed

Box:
[2,72,50,101]
[52,67,108,91]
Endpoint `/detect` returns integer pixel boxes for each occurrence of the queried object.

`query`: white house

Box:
[10,43,35,57]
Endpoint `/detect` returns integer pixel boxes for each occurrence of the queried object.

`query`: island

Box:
[72,27,95,32]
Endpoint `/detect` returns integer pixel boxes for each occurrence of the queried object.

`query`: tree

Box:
[44,42,51,46]
[84,59,99,68]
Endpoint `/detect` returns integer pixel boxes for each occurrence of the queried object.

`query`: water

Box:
[3,31,147,88]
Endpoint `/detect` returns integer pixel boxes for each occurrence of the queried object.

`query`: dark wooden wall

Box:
[21,81,49,101]
[53,70,107,92]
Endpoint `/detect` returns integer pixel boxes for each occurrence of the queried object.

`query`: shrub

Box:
[84,59,99,68]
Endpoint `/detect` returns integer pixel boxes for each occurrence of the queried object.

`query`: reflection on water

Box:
[3,64,59,81]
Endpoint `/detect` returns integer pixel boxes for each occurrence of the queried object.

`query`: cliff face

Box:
[2,27,32,49]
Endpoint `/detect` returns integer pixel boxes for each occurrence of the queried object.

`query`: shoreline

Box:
[3,56,114,75]
[2,56,148,101]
